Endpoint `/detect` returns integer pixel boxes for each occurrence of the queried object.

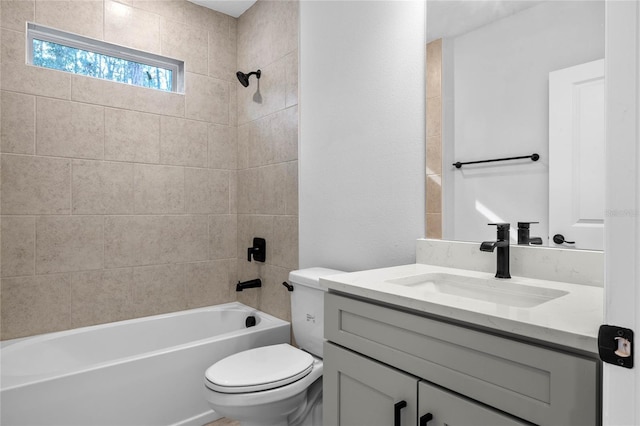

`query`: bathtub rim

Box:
[1,302,290,391]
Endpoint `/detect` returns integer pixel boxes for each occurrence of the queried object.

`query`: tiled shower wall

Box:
[235,0,298,322]
[426,39,442,238]
[0,0,240,339]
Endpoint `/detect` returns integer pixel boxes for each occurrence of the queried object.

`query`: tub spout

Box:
[236,279,262,292]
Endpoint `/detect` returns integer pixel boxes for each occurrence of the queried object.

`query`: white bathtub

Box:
[0,302,290,426]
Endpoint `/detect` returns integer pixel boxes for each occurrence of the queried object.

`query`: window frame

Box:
[26,22,185,93]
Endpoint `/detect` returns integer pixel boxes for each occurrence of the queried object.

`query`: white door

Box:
[549,59,605,250]
[603,1,639,425]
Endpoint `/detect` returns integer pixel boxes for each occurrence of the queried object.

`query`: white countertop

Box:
[322,263,603,355]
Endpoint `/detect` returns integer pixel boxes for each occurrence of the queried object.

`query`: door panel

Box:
[323,342,418,426]
[418,381,527,426]
[549,59,604,250]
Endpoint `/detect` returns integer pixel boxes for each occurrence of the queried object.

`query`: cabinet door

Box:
[418,381,528,426]
[324,342,418,426]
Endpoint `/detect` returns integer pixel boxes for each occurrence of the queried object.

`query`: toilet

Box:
[203,268,344,426]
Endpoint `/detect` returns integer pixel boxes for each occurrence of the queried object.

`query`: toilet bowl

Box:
[203,268,344,426]
[204,344,323,426]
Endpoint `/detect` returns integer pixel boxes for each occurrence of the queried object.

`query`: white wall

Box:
[299,1,426,272]
[442,1,604,244]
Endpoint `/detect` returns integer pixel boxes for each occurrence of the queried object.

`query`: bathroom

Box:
[1,0,639,425]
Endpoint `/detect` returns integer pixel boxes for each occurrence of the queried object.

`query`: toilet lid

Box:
[205,344,314,393]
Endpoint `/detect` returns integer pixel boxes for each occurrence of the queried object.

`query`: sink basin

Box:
[385,273,568,308]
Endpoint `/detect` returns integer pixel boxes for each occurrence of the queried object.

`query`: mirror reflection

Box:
[426,0,605,250]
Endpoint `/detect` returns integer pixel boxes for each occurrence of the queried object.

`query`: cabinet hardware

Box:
[419,413,434,426]
[394,400,407,426]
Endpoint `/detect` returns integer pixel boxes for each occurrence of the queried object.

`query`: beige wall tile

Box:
[1,0,34,32]
[70,268,134,328]
[185,73,229,124]
[105,215,208,268]
[259,264,291,322]
[210,169,231,214]
[1,216,35,277]
[229,80,237,127]
[1,154,71,214]
[426,174,442,214]
[1,91,35,154]
[36,216,104,274]
[185,167,210,214]
[104,0,160,54]
[160,116,208,168]
[1,28,25,64]
[132,263,186,317]
[166,215,209,262]
[209,124,237,170]
[134,164,184,214]
[133,0,185,23]
[1,274,71,339]
[71,74,184,117]
[426,135,442,175]
[185,168,229,214]
[2,62,71,99]
[72,160,134,214]
[183,1,227,32]
[105,215,163,268]
[284,161,298,215]
[37,98,104,160]
[237,164,286,215]
[209,214,236,260]
[185,260,235,308]
[426,39,442,99]
[35,0,103,40]
[427,96,442,138]
[245,106,297,168]
[208,16,235,82]
[285,51,298,108]
[104,108,160,164]
[426,213,442,239]
[161,19,208,75]
[229,169,237,214]
[271,215,298,270]
[237,0,297,71]
[237,58,286,125]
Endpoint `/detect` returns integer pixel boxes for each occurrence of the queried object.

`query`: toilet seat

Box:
[205,344,314,393]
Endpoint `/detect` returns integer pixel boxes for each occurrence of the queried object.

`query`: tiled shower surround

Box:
[0,0,299,340]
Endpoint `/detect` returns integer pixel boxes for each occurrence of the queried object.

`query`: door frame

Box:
[603,1,640,425]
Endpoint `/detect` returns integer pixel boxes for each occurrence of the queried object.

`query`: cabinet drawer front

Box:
[418,381,528,426]
[325,293,599,425]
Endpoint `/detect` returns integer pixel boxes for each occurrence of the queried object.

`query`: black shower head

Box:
[236,69,261,87]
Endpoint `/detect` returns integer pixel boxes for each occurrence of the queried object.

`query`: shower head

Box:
[236,69,261,87]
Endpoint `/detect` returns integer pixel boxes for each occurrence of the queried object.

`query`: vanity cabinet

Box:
[323,293,600,426]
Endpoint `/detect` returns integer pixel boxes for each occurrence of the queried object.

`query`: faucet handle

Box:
[517,221,539,228]
[488,223,510,239]
[488,223,510,229]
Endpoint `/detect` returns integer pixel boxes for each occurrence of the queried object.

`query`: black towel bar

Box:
[453,153,539,169]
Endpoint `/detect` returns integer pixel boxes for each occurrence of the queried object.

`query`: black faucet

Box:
[517,222,543,245]
[480,223,511,279]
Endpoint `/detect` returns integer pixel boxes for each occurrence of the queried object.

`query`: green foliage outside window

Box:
[32,39,173,92]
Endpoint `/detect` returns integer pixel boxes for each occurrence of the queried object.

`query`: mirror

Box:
[426,0,605,250]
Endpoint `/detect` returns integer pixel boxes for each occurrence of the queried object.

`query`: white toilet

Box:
[203,268,344,426]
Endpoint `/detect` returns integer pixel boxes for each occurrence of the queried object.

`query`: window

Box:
[27,23,184,93]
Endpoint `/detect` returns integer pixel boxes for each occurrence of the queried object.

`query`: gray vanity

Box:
[321,243,603,426]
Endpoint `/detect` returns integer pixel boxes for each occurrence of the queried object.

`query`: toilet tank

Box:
[289,268,345,358]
